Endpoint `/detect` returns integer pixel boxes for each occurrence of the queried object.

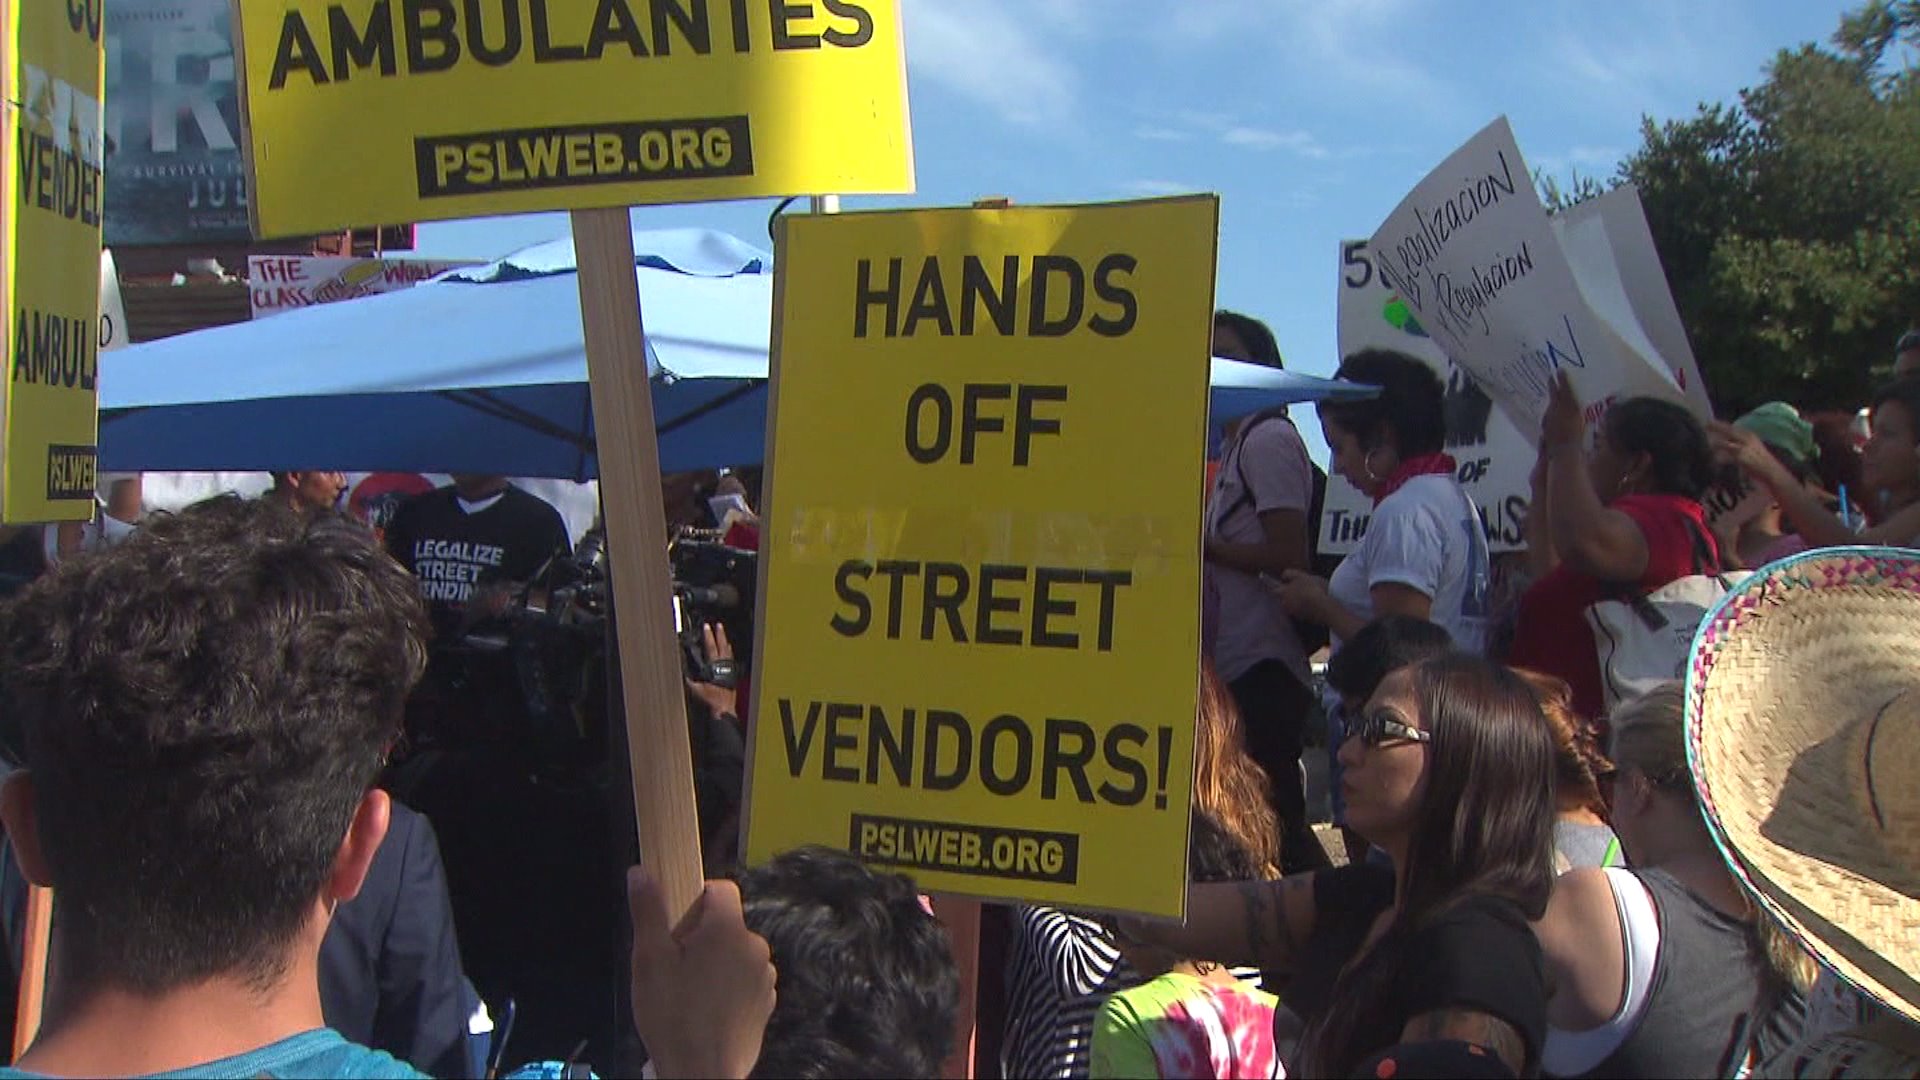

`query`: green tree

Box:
[1576,1,1920,414]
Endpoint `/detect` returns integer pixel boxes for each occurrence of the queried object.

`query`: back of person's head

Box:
[1321,349,1447,457]
[1213,310,1283,369]
[0,496,426,993]
[1601,397,1715,501]
[738,847,958,1079]
[1188,808,1263,885]
[1607,683,1694,812]
[1400,653,1557,920]
[1195,663,1280,875]
[1324,616,1455,707]
[1512,670,1610,820]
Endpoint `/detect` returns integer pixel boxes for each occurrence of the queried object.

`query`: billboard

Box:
[104,0,249,245]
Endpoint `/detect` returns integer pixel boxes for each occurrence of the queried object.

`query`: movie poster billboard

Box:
[104,0,250,245]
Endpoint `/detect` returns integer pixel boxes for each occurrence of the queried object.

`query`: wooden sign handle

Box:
[570,207,705,919]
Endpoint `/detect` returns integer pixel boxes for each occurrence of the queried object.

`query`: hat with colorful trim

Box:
[1686,546,1920,1025]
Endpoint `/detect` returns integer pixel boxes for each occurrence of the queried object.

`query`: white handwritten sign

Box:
[246,255,476,320]
[1552,186,1711,418]
[1320,240,1535,555]
[1367,117,1682,442]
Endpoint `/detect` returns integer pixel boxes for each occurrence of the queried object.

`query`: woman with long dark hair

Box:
[1127,653,1556,1077]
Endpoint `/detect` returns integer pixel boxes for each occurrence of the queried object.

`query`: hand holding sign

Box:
[1542,372,1587,452]
[627,869,776,1080]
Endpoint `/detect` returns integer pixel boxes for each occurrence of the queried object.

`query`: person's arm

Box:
[1542,375,1650,582]
[1525,450,1559,578]
[1709,421,1915,547]
[1529,868,1627,1033]
[1119,872,1317,974]
[628,870,775,1079]
[1205,509,1311,577]
[1276,576,1428,643]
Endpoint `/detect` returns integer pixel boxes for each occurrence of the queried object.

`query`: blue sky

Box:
[411,0,1862,462]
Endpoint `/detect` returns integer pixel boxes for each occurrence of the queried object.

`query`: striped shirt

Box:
[1002,906,1262,1079]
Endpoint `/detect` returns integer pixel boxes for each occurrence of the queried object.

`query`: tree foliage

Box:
[1571,1,1920,414]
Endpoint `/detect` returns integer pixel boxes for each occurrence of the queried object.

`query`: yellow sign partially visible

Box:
[745,198,1219,918]
[230,0,914,238]
[3,0,106,523]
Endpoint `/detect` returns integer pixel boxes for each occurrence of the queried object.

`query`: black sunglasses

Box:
[1344,708,1432,748]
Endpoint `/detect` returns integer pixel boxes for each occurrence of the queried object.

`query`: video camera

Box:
[668,528,757,687]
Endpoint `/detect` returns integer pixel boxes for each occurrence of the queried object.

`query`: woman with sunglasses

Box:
[1126,652,1555,1077]
[1532,685,1808,1078]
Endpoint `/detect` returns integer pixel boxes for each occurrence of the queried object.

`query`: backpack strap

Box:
[1216,407,1297,530]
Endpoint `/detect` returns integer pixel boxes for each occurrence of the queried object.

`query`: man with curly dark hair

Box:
[737,848,959,1079]
[0,496,430,1078]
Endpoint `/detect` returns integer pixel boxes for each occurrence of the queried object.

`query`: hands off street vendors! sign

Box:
[1366,117,1684,441]
[4,0,106,523]
[231,0,914,237]
[746,199,1216,917]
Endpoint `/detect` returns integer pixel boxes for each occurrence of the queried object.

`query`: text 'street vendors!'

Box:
[744,198,1220,918]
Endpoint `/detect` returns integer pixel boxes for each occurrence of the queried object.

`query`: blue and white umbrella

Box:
[101,227,1370,478]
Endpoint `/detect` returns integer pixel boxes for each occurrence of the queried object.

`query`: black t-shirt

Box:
[1281,863,1548,1076]
[385,485,570,634]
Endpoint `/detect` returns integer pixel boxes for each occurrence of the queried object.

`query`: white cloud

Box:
[903,0,1078,128]
[1120,179,1200,196]
[1221,127,1330,158]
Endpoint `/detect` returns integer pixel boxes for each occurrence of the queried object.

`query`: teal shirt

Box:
[0,1028,426,1080]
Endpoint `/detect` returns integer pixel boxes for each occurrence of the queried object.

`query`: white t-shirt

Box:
[1206,415,1313,685]
[1326,473,1489,655]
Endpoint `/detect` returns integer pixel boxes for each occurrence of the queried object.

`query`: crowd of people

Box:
[0,315,1914,1078]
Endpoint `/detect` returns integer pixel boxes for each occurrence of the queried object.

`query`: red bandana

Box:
[1374,453,1457,505]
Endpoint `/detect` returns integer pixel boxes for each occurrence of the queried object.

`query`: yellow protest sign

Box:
[3,0,106,523]
[744,198,1218,917]
[230,0,913,238]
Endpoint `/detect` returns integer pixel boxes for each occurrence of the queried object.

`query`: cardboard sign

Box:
[1367,117,1682,442]
[230,0,914,238]
[104,0,251,245]
[1320,240,1534,554]
[1552,185,1711,418]
[248,255,477,319]
[745,199,1216,917]
[3,0,106,523]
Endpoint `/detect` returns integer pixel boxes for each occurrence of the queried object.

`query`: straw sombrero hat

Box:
[1686,547,1920,1025]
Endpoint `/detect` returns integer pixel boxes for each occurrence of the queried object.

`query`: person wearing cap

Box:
[1712,377,1920,551]
[1895,327,1919,380]
[1710,403,1827,569]
[1686,546,1920,1078]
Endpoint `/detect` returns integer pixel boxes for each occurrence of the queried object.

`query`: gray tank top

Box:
[1585,868,1792,1079]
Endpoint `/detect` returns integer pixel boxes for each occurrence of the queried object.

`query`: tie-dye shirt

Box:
[1089,971,1282,1079]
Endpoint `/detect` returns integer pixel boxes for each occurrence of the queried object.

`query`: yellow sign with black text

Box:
[3,0,106,523]
[230,0,914,238]
[744,199,1218,917]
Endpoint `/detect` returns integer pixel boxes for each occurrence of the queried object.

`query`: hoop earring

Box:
[1363,450,1386,483]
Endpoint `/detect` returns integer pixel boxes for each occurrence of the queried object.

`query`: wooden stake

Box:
[569,207,704,918]
[13,885,51,1059]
